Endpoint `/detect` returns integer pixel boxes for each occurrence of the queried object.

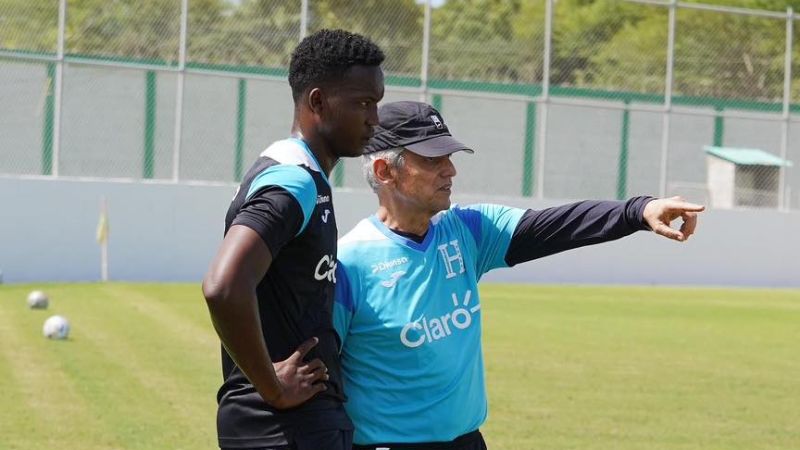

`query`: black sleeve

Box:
[504,196,654,266]
[230,186,305,257]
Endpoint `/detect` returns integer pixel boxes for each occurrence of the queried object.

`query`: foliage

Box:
[2,0,799,99]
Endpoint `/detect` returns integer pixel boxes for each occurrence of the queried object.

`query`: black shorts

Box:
[353,430,487,450]
[221,428,353,450]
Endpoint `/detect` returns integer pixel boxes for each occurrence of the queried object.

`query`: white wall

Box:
[1,176,798,288]
[3,61,799,209]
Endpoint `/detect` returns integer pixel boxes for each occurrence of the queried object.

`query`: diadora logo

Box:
[321,209,331,223]
[371,256,410,274]
[316,194,330,205]
[400,290,480,348]
[314,254,336,282]
[380,271,406,288]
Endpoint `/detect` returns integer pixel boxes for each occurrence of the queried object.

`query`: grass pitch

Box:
[0,283,798,449]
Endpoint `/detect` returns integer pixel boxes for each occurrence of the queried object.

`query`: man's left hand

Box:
[643,196,705,242]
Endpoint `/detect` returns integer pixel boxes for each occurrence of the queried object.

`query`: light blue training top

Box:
[334,203,525,445]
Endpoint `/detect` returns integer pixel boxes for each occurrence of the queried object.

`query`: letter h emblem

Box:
[437,240,465,279]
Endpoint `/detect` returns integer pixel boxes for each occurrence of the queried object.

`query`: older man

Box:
[333,101,704,449]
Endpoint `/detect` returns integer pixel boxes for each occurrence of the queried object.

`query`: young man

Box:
[202,29,384,449]
[334,101,704,449]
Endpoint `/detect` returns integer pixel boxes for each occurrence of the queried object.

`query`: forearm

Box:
[202,224,281,404]
[505,196,653,265]
[206,288,282,403]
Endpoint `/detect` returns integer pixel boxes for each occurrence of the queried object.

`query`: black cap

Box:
[364,101,474,157]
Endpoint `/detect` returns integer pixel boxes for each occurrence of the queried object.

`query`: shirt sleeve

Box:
[230,164,318,256]
[333,263,356,351]
[453,204,527,276]
[504,196,654,266]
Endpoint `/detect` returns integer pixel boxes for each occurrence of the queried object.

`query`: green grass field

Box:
[0,283,798,450]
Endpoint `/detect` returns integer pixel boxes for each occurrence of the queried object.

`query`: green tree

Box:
[0,0,59,53]
[510,0,547,83]
[311,0,423,77]
[188,0,301,67]
[187,0,423,75]
[582,0,788,100]
[430,0,536,85]
[578,13,668,94]
[672,11,785,101]
[548,0,650,88]
[65,0,206,63]
[3,0,800,103]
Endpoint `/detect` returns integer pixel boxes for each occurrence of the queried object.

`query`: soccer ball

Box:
[43,315,70,340]
[27,290,49,309]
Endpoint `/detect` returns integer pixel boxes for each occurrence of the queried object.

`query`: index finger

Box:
[680,211,699,238]
[289,337,319,362]
[653,222,684,241]
[667,200,705,213]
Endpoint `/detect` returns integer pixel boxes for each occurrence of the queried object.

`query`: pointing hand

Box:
[642,196,705,242]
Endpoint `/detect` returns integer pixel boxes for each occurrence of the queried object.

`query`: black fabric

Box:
[231,186,304,257]
[504,196,654,267]
[220,426,353,450]
[389,227,427,243]
[364,101,473,156]
[353,430,487,450]
[291,427,354,450]
[217,155,350,448]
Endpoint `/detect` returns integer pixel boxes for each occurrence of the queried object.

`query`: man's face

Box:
[393,150,458,217]
[320,65,385,158]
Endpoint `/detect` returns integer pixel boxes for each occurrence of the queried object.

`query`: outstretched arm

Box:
[504,196,704,266]
[202,225,327,409]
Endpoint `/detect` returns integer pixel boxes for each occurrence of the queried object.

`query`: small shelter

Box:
[704,146,792,209]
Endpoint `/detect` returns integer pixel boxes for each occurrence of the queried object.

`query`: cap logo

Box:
[430,115,444,129]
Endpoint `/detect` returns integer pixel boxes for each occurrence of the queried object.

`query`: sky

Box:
[416,0,447,6]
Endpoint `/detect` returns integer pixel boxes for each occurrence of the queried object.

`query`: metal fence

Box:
[0,0,798,210]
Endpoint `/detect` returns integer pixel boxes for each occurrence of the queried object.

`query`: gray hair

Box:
[362,148,405,192]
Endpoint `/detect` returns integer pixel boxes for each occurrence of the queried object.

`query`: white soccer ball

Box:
[27,290,49,309]
[43,315,70,340]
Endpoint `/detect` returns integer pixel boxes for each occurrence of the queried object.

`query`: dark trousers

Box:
[352,430,487,450]
[221,428,353,450]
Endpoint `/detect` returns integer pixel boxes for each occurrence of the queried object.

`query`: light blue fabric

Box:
[334,204,525,444]
[288,137,331,186]
[246,164,317,235]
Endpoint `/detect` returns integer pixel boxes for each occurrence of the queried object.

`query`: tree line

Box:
[4,0,800,101]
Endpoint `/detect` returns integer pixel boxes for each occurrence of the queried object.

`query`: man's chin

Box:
[337,145,366,158]
[433,200,452,214]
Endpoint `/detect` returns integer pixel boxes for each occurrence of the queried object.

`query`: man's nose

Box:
[442,156,457,178]
[367,104,379,126]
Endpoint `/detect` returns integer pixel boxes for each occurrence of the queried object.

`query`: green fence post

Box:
[42,62,55,175]
[713,106,724,147]
[522,102,536,197]
[235,78,247,181]
[617,100,630,200]
[143,71,156,179]
[333,161,344,187]
[432,94,443,112]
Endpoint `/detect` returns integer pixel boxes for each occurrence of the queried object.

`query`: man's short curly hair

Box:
[289,29,385,102]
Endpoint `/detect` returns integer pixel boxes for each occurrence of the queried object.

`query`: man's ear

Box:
[308,88,324,115]
[373,158,394,186]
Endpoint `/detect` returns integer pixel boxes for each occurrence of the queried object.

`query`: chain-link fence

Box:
[0,0,797,210]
